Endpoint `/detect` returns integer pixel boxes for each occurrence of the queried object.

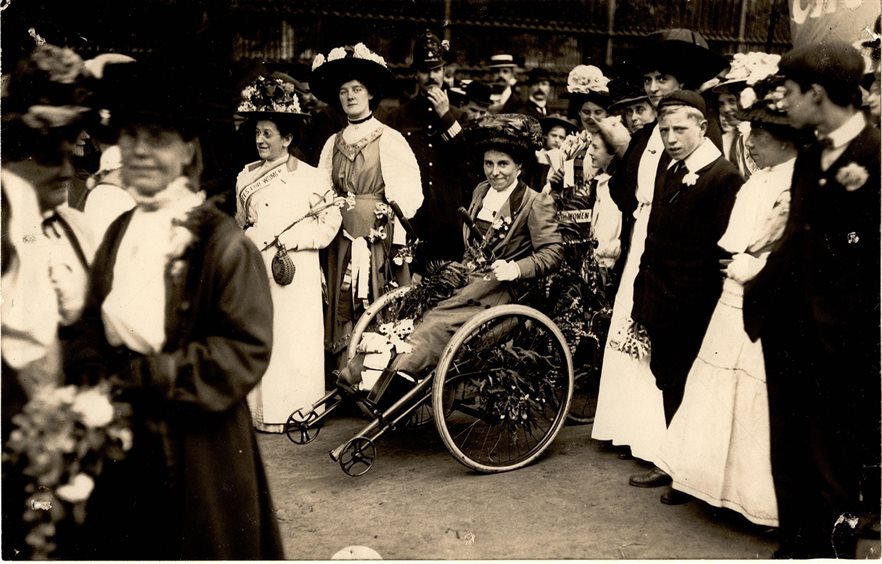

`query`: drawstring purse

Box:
[271,239,295,285]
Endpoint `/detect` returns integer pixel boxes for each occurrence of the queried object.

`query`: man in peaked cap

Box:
[386,31,470,272]
[744,40,880,559]
[630,91,743,504]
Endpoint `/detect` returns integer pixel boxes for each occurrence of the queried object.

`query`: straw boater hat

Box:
[489,53,519,69]
[634,28,729,89]
[236,73,308,124]
[310,43,393,105]
[465,113,544,164]
[564,64,612,120]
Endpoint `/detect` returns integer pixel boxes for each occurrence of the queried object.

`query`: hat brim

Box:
[634,41,728,88]
[539,115,577,133]
[609,94,650,112]
[735,105,792,126]
[310,58,394,105]
[414,59,446,70]
[236,111,309,120]
[711,78,748,93]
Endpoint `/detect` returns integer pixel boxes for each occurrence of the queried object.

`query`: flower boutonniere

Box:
[166,192,207,280]
[835,162,870,192]
[682,170,700,186]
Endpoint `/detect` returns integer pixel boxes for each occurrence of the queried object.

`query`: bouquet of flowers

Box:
[558,129,592,162]
[3,382,132,559]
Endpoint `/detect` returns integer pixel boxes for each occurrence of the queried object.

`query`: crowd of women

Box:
[1,18,879,559]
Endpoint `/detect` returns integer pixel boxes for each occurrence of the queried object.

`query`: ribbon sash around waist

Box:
[239,161,287,215]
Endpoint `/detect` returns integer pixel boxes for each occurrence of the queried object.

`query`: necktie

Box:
[818,136,835,151]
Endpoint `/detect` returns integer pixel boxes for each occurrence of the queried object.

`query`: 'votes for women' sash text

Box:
[239,161,287,220]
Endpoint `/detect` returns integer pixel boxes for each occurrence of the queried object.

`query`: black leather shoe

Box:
[660,486,693,505]
[617,447,633,460]
[629,466,672,488]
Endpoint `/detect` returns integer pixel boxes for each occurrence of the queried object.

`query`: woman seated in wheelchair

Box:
[338,114,564,404]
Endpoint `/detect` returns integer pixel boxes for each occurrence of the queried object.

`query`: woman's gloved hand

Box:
[490,259,520,281]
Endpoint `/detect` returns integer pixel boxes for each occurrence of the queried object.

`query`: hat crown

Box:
[566,64,610,94]
[489,53,517,67]
[650,28,710,49]
[466,113,544,153]
[238,75,303,114]
[465,80,493,105]
[412,31,449,68]
[658,90,707,117]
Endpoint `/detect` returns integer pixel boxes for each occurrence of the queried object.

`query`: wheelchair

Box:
[286,189,609,477]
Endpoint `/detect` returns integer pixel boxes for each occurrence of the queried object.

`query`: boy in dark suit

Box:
[630,91,743,502]
[743,41,881,559]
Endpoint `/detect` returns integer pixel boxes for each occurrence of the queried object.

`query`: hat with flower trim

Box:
[465,113,544,164]
[712,52,781,95]
[236,73,308,121]
[564,64,612,120]
[2,42,92,133]
[310,43,394,105]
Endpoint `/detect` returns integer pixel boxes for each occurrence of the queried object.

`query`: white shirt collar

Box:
[667,137,722,173]
[477,178,519,222]
[821,111,865,150]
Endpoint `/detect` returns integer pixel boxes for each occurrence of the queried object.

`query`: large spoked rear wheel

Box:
[432,305,573,473]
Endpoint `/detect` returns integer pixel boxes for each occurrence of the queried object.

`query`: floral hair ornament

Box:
[566,64,611,95]
[237,75,304,114]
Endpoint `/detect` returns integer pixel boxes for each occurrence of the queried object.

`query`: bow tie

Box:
[817,136,835,151]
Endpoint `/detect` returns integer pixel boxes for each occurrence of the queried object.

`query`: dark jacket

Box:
[744,124,881,354]
[384,95,470,268]
[632,150,742,331]
[64,204,283,560]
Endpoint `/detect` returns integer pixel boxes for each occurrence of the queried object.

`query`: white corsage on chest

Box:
[682,171,700,186]
[835,162,869,192]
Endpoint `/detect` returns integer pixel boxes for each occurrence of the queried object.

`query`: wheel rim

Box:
[339,437,376,477]
[567,366,600,423]
[435,308,571,470]
[285,409,320,444]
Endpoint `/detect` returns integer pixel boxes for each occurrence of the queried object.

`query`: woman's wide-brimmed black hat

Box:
[235,73,309,124]
[633,28,728,89]
[310,43,394,105]
[465,113,544,163]
[102,61,228,139]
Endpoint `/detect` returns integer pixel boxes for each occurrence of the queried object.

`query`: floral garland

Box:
[3,382,133,559]
[238,75,302,114]
[566,64,610,95]
[312,42,388,72]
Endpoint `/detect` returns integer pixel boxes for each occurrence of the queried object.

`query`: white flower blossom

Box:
[739,87,758,110]
[682,171,700,186]
[72,388,115,428]
[327,46,347,62]
[311,53,326,71]
[566,64,610,95]
[56,473,95,503]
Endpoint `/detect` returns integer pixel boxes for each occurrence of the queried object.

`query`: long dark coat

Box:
[743,123,881,554]
[63,204,284,560]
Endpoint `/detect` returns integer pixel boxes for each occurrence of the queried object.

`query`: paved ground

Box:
[258,414,779,560]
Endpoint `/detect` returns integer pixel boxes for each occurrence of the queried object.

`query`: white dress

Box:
[656,158,794,527]
[236,156,342,432]
[591,126,667,464]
